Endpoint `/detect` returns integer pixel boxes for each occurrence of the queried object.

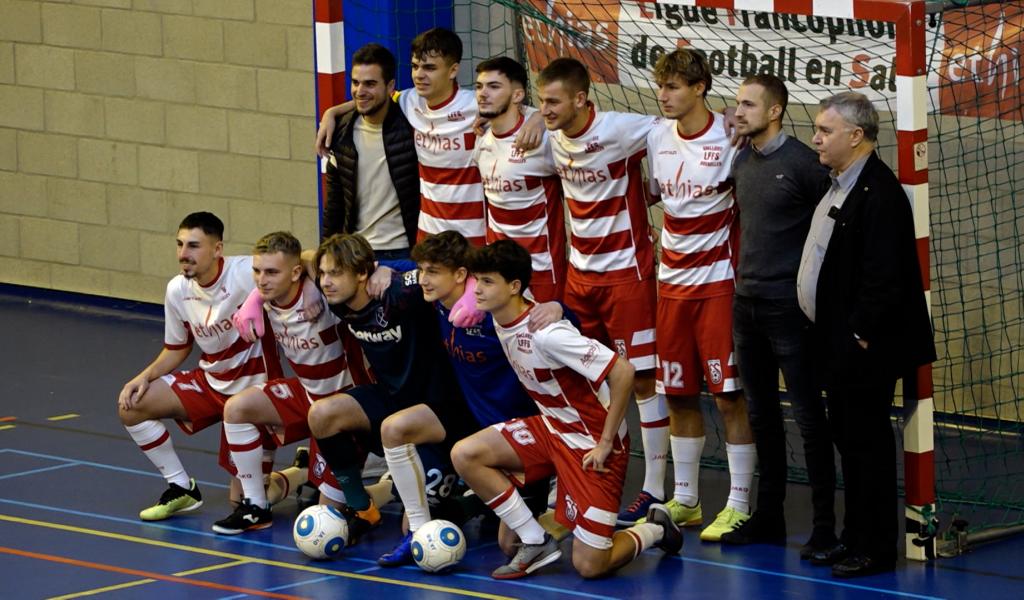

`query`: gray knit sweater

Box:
[733,133,831,299]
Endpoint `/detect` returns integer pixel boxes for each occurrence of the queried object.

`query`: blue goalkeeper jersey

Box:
[331,271,461,409]
[434,301,538,427]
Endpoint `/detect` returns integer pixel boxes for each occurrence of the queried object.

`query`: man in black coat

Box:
[321,43,420,259]
[796,92,936,578]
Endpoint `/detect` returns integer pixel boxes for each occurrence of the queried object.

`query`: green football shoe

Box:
[139,478,203,521]
[636,499,703,527]
[700,506,750,542]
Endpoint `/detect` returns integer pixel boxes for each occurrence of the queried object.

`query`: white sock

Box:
[126,420,189,488]
[224,422,268,507]
[382,443,430,532]
[725,442,757,514]
[671,435,705,506]
[623,522,663,558]
[637,394,669,499]
[486,486,546,545]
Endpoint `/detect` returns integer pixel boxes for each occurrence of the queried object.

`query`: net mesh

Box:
[337,0,1024,538]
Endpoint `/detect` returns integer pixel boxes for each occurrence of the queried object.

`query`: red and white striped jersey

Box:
[396,87,485,246]
[164,256,275,396]
[495,307,627,452]
[265,288,352,401]
[549,106,659,285]
[474,114,566,288]
[647,113,738,299]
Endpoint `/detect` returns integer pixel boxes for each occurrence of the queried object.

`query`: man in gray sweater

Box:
[719,75,840,562]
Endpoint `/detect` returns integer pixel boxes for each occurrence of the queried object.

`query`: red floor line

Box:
[0,416,15,422]
[0,546,307,600]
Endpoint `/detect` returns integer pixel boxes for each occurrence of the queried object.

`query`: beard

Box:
[479,98,512,120]
[738,120,769,139]
[357,96,388,118]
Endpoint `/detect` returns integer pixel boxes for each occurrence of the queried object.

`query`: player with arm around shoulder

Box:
[451,240,682,580]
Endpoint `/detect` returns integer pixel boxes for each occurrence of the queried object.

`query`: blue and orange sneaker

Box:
[378,531,414,567]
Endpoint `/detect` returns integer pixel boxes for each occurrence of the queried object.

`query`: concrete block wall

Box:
[0,0,319,303]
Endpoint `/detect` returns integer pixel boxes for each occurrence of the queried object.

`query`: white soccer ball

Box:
[293,504,348,559]
[411,519,466,573]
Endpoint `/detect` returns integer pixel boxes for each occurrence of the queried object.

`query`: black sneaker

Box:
[646,504,684,555]
[291,446,310,470]
[338,501,381,546]
[719,510,786,545]
[212,498,273,535]
[138,478,203,521]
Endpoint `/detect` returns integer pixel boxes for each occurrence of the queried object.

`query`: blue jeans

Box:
[732,294,836,533]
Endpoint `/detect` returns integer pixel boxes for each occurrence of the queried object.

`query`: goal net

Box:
[317,0,1024,555]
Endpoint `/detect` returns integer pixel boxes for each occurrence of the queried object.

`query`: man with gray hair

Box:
[797,92,935,578]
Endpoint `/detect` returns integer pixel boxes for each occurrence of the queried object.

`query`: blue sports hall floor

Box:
[1,285,1021,599]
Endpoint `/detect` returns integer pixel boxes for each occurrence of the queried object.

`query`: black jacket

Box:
[321,99,419,246]
[815,152,936,383]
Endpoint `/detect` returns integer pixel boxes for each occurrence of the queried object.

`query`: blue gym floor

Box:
[1,287,1021,599]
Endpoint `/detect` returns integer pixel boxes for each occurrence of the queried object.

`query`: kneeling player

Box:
[211,231,386,535]
[309,234,472,565]
[452,241,682,580]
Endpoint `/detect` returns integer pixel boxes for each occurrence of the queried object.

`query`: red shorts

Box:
[528,280,563,304]
[162,370,231,435]
[495,416,628,550]
[655,293,740,396]
[564,277,657,372]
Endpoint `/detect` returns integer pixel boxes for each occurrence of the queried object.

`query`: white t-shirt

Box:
[397,87,485,245]
[549,105,659,285]
[473,114,565,286]
[164,256,271,395]
[352,116,408,251]
[495,307,626,451]
[646,112,738,299]
[265,287,353,399]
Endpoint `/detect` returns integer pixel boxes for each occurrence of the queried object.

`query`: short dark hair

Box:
[537,57,590,96]
[653,49,712,98]
[178,212,224,240]
[254,231,301,259]
[411,231,471,270]
[352,43,397,84]
[741,74,789,119]
[467,240,532,293]
[411,27,462,65]
[315,234,375,277]
[476,56,528,90]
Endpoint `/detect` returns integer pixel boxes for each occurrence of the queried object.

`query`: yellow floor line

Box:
[49,560,250,599]
[1,514,512,599]
[47,414,80,421]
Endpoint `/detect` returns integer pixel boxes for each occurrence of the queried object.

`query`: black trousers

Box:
[825,340,899,563]
[733,295,836,532]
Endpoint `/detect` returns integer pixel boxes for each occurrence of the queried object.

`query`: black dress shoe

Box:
[800,530,840,560]
[809,542,849,565]
[831,554,896,578]
[719,511,786,545]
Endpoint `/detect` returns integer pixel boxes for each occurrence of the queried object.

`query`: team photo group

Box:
[117,26,933,583]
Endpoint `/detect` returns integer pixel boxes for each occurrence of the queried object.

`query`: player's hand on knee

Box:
[527,301,563,331]
[300,278,325,323]
[119,376,148,411]
[366,266,394,298]
[450,277,485,328]
[232,288,265,343]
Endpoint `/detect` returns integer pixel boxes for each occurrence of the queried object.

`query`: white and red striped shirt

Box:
[474,114,566,288]
[495,307,627,452]
[266,288,352,400]
[397,87,485,245]
[647,113,738,299]
[549,106,659,285]
[164,256,275,395]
